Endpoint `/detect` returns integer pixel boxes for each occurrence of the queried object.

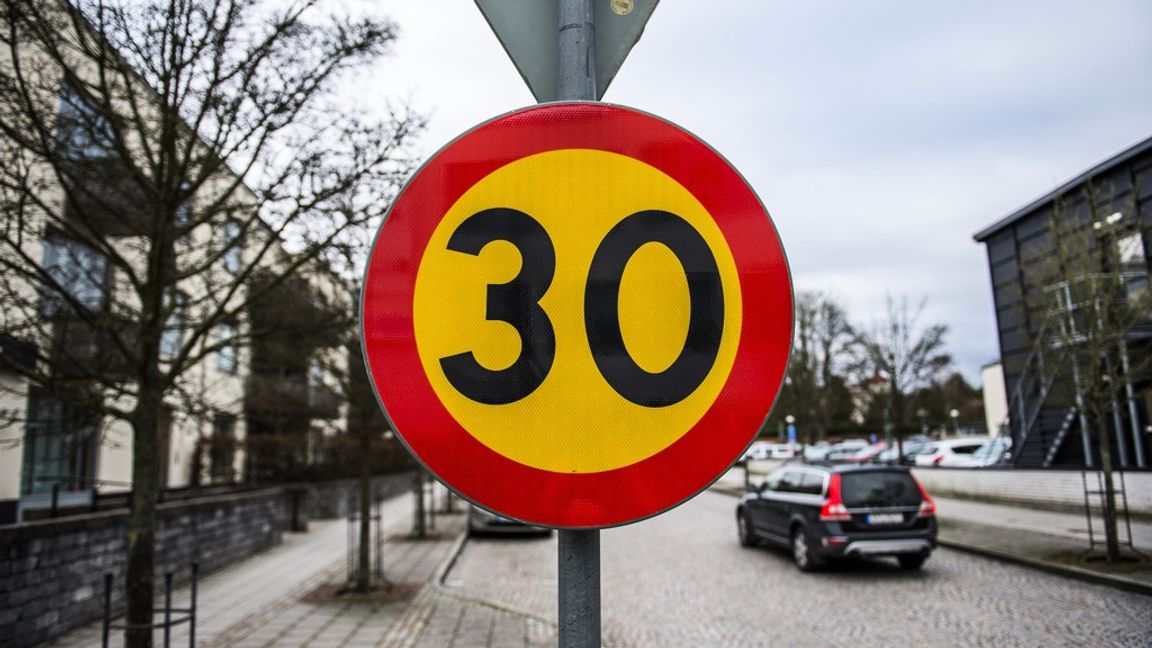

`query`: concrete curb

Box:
[707,485,1152,597]
[433,526,470,586]
[432,527,559,627]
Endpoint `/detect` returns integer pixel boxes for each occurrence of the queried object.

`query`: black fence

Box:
[103,564,198,648]
[16,476,270,522]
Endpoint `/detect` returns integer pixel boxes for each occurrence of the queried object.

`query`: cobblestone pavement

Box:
[446,490,1152,648]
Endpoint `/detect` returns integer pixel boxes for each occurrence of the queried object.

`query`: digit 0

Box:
[585,210,723,407]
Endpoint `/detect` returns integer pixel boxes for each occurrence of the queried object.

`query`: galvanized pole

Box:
[556,1,599,647]
[558,527,600,647]
[558,0,596,101]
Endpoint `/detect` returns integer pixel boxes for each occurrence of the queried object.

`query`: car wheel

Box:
[737,510,756,547]
[898,554,928,570]
[791,526,824,572]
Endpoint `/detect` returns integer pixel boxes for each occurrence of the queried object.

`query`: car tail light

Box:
[933,454,945,466]
[913,475,936,518]
[820,473,852,521]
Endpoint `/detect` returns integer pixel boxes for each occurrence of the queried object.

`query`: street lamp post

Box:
[917,408,928,436]
[949,409,960,435]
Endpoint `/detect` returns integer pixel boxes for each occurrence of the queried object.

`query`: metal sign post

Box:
[558,524,600,647]
[556,3,599,646]
[476,0,659,102]
[362,3,791,647]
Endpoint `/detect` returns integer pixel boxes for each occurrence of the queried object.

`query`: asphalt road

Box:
[446,490,1152,647]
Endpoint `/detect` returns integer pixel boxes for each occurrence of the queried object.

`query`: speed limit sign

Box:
[361,102,792,528]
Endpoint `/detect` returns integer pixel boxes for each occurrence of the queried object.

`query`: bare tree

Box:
[1028,184,1152,562]
[0,1,421,645]
[854,295,952,456]
[779,292,857,443]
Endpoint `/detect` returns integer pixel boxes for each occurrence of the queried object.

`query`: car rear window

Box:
[840,471,922,508]
[798,472,825,495]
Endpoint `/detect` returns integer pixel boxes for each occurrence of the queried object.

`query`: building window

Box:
[21,389,99,495]
[159,290,186,358]
[216,322,238,374]
[156,406,172,490]
[309,356,324,385]
[223,221,242,274]
[210,412,236,483]
[175,180,194,229]
[56,81,115,160]
[1116,230,1148,302]
[40,231,108,316]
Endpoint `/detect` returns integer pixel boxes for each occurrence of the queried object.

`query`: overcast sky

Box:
[365,1,1152,386]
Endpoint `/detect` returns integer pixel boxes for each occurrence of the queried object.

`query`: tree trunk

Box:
[412,472,426,538]
[1094,413,1122,562]
[891,385,905,462]
[125,388,161,648]
[355,430,372,592]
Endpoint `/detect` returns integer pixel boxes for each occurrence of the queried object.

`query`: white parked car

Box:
[938,438,1013,467]
[745,442,796,460]
[801,441,832,461]
[913,438,989,467]
[743,442,770,460]
[817,439,870,463]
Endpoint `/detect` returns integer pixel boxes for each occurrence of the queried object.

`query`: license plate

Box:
[866,513,903,525]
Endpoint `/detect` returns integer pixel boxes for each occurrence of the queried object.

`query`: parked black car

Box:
[467,505,552,537]
[736,463,937,571]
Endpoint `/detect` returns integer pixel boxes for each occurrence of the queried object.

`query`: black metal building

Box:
[975,137,1152,469]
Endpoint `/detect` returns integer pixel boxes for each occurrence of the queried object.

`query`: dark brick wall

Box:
[0,488,288,647]
[298,472,416,521]
[0,472,413,648]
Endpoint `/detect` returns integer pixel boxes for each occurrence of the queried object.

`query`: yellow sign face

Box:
[413,148,742,473]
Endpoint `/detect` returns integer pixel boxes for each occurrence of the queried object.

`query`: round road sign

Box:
[361,102,792,529]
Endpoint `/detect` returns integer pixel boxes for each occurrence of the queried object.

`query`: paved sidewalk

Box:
[715,466,1152,594]
[932,496,1152,594]
[47,490,555,648]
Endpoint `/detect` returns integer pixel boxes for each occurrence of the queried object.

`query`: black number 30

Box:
[440,208,723,408]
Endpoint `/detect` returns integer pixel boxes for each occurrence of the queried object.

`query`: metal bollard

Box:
[189,563,199,648]
[163,572,172,648]
[102,573,112,648]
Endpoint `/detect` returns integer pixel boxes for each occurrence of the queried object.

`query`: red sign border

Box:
[361,102,792,528]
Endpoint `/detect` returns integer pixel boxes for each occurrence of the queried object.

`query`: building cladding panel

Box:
[975,134,1152,468]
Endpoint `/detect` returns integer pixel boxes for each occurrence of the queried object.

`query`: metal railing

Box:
[102,564,198,648]
[17,476,261,522]
[345,496,385,586]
